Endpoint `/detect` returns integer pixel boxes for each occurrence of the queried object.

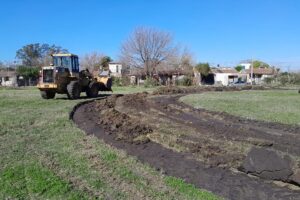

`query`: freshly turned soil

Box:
[72,89,300,200]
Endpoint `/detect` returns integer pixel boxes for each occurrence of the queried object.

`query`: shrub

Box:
[278,74,289,86]
[277,73,300,86]
[290,73,300,85]
[176,76,193,86]
[263,77,274,85]
[144,77,159,88]
[112,76,130,86]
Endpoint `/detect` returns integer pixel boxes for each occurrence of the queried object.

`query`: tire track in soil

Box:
[72,93,300,200]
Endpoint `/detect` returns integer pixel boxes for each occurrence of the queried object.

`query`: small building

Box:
[129,68,192,86]
[211,68,241,86]
[242,67,277,84]
[108,62,123,77]
[0,70,18,87]
[194,67,244,86]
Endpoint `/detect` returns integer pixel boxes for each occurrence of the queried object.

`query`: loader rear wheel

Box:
[67,81,80,99]
[86,82,99,98]
[40,90,56,99]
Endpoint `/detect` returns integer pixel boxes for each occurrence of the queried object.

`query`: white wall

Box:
[239,63,251,70]
[1,76,17,87]
[214,73,240,85]
[109,63,122,77]
[215,73,234,86]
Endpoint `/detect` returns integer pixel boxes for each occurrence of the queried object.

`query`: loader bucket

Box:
[97,77,112,91]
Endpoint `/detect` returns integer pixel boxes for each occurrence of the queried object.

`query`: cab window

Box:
[53,56,71,69]
[61,57,71,68]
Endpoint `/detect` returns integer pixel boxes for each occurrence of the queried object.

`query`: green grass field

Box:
[0,86,219,200]
[180,90,300,125]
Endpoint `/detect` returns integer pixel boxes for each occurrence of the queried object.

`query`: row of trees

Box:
[8,27,196,80]
[4,26,293,86]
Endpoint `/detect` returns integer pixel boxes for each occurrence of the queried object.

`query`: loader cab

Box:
[52,54,80,76]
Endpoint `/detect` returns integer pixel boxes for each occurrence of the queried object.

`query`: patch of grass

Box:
[0,87,220,199]
[111,86,158,94]
[0,163,87,199]
[165,177,220,200]
[101,150,118,163]
[180,90,300,125]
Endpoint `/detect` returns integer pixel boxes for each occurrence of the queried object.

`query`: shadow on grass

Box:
[55,93,112,100]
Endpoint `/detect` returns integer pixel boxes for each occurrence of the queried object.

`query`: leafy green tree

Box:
[235,65,243,72]
[100,56,112,70]
[195,63,210,76]
[16,66,39,79]
[16,43,68,66]
[16,65,40,85]
[252,60,269,68]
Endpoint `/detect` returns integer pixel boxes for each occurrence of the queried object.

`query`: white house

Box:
[108,62,123,77]
[242,67,277,84]
[0,71,18,87]
[211,68,242,86]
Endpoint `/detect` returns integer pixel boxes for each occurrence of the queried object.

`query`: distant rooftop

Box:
[109,62,122,64]
[243,67,277,75]
[211,68,238,74]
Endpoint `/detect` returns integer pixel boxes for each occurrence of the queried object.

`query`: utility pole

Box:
[287,65,290,83]
[250,59,254,85]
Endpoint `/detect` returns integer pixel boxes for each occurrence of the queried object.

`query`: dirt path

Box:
[72,92,300,200]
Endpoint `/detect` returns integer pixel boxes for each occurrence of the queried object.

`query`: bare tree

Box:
[155,47,195,72]
[179,48,195,71]
[80,52,105,71]
[120,27,178,77]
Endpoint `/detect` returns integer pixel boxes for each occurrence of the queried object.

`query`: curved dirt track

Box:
[72,91,300,200]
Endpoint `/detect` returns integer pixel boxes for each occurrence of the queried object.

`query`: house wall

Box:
[239,63,251,70]
[246,74,274,84]
[109,63,122,77]
[0,76,18,87]
[215,73,228,85]
[261,74,273,80]
[214,73,239,85]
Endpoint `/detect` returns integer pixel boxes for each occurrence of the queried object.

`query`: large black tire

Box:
[40,90,55,99]
[67,81,80,99]
[86,82,99,98]
[106,78,112,91]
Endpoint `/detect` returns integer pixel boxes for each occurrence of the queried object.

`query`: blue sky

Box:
[0,0,299,71]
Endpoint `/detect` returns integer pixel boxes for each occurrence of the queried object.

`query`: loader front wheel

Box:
[67,81,80,99]
[86,82,99,98]
[40,90,56,99]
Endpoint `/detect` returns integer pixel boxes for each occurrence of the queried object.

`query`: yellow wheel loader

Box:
[37,53,112,99]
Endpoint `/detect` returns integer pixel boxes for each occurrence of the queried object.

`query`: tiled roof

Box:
[0,70,17,77]
[244,68,276,75]
[211,68,238,74]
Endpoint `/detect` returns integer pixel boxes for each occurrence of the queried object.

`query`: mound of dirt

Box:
[152,85,266,95]
[94,94,152,144]
[116,92,149,110]
[240,147,293,181]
